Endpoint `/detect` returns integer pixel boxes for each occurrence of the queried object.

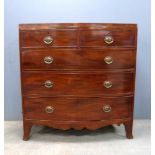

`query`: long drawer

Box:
[22,71,135,97]
[24,96,133,121]
[21,49,136,70]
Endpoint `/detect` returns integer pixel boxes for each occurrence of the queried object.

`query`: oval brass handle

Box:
[44,56,54,64]
[103,81,112,88]
[45,106,54,114]
[104,36,114,44]
[44,80,53,88]
[104,56,113,64]
[43,36,53,44]
[103,105,112,113]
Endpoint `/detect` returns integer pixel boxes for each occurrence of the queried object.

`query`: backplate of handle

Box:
[43,36,53,44]
[104,36,114,44]
[45,106,54,113]
[44,56,54,64]
[44,80,53,88]
[104,56,113,64]
[103,81,112,88]
[103,105,112,113]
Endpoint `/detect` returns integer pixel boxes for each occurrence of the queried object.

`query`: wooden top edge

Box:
[19,23,137,30]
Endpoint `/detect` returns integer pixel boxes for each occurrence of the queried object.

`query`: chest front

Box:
[19,23,137,140]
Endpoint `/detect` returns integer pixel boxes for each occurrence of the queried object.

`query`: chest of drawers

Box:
[19,23,137,140]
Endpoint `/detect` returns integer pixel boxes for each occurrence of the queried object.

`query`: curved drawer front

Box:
[21,49,136,70]
[20,30,78,48]
[22,71,135,97]
[80,30,136,47]
[24,96,133,121]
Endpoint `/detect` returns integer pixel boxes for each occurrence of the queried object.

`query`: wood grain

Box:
[80,30,136,47]
[20,30,78,48]
[24,96,133,121]
[22,71,135,97]
[21,48,136,70]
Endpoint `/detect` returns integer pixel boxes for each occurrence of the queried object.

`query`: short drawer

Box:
[24,96,133,121]
[21,49,136,70]
[80,30,136,47]
[22,71,135,97]
[20,30,78,48]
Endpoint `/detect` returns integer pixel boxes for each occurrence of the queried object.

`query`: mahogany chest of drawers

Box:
[19,23,137,140]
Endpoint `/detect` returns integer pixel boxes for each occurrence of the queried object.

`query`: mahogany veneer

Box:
[19,23,137,140]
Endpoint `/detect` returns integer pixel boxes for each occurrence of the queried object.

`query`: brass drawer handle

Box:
[104,81,112,88]
[44,56,53,64]
[104,36,114,44]
[45,106,54,113]
[103,105,112,113]
[104,56,113,64]
[43,36,53,44]
[44,80,53,88]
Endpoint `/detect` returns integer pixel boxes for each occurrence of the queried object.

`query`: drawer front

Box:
[24,96,133,121]
[21,49,136,70]
[20,30,78,48]
[22,71,134,97]
[80,30,136,47]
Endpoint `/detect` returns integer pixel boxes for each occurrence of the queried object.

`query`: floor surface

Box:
[4,120,151,155]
